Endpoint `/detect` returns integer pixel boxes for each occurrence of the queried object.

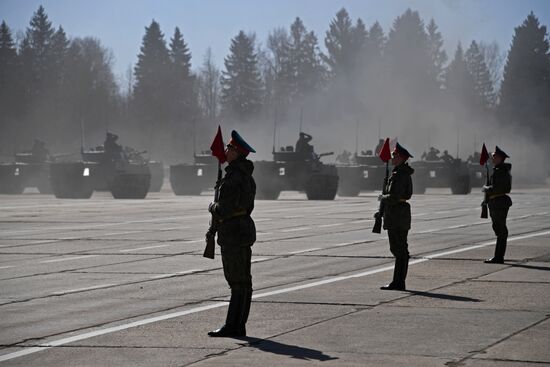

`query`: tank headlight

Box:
[83,167,90,176]
[14,168,20,176]
[197,168,203,176]
[279,167,285,176]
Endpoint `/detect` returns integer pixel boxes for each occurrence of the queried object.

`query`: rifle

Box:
[481,163,490,218]
[204,161,222,259]
[373,161,390,233]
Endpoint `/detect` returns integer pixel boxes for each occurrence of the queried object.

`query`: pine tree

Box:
[0,21,20,150]
[385,9,432,87]
[364,21,385,64]
[198,48,220,121]
[323,8,366,79]
[465,40,495,109]
[499,12,550,140]
[426,18,447,87]
[169,27,196,125]
[221,31,263,120]
[445,43,477,116]
[133,20,172,130]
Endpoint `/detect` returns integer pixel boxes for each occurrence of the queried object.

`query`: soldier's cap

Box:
[392,142,413,159]
[228,130,256,156]
[493,146,509,159]
[106,132,118,140]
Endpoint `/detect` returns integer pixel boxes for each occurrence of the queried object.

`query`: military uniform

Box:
[208,130,256,337]
[380,143,414,290]
[484,146,512,263]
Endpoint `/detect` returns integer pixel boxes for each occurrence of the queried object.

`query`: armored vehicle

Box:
[170,153,217,195]
[411,156,472,194]
[0,140,62,194]
[49,136,151,199]
[122,147,164,192]
[336,150,387,197]
[254,146,339,200]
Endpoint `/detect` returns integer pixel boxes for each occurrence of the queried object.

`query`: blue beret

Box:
[393,142,413,158]
[229,130,256,154]
[493,146,509,158]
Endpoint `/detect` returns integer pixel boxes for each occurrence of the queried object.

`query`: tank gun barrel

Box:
[318,152,334,159]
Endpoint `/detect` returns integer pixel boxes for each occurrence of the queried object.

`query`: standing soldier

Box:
[379,143,414,290]
[483,146,512,264]
[208,130,256,337]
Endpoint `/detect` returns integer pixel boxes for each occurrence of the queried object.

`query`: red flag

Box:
[379,138,391,163]
[479,143,489,166]
[210,125,226,164]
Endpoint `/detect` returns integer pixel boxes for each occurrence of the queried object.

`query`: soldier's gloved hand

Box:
[208,202,219,214]
[482,185,490,193]
[373,212,381,219]
[377,194,385,202]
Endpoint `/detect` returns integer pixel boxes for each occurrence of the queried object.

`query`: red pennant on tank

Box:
[479,143,489,166]
[210,125,226,164]
[379,138,391,163]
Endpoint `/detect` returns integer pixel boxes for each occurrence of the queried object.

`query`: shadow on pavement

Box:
[508,263,550,271]
[239,337,338,361]
[407,290,482,302]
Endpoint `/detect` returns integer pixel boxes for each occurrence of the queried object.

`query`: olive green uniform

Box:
[381,162,414,288]
[210,156,256,336]
[486,163,512,261]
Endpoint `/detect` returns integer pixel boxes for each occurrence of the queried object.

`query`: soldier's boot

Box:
[485,236,507,264]
[381,257,407,291]
[236,290,252,336]
[208,291,244,337]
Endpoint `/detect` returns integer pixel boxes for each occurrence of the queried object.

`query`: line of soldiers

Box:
[205,132,512,337]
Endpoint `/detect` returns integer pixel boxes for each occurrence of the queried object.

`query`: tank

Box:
[336,151,387,197]
[50,141,151,199]
[0,147,61,194]
[122,147,164,192]
[254,148,339,200]
[411,157,472,194]
[170,153,217,195]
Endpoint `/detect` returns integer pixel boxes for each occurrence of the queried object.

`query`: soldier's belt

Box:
[218,210,248,223]
[489,194,506,200]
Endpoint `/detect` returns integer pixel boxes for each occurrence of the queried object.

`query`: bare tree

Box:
[198,47,220,121]
[478,41,505,95]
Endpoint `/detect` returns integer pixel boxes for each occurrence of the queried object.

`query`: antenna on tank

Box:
[355,119,359,155]
[377,118,381,141]
[192,118,196,156]
[272,109,278,154]
[299,106,303,133]
[80,118,85,154]
[456,127,460,158]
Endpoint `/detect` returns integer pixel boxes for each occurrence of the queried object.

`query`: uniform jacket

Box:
[214,157,256,247]
[382,162,414,231]
[487,163,512,209]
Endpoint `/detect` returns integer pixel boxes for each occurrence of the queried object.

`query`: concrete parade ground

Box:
[0,186,549,366]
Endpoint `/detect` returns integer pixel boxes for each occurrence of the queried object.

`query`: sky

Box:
[1,0,550,84]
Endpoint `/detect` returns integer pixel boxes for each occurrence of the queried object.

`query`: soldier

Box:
[31,138,49,162]
[295,132,313,155]
[379,142,414,291]
[104,132,122,160]
[483,146,512,264]
[208,130,256,337]
[441,150,454,164]
[425,147,440,161]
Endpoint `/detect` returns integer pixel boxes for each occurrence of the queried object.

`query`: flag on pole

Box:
[210,125,226,164]
[479,143,489,166]
[379,137,391,163]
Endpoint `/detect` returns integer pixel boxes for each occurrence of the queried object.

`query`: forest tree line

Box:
[0,6,549,162]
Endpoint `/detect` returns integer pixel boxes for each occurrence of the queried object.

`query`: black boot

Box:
[208,291,245,337]
[485,236,506,264]
[381,257,407,291]
[236,290,252,336]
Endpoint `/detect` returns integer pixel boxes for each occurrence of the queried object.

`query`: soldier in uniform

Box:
[295,132,313,155]
[30,139,50,162]
[208,130,256,337]
[104,132,123,160]
[483,146,512,264]
[379,142,414,291]
[424,147,440,161]
[441,150,454,164]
